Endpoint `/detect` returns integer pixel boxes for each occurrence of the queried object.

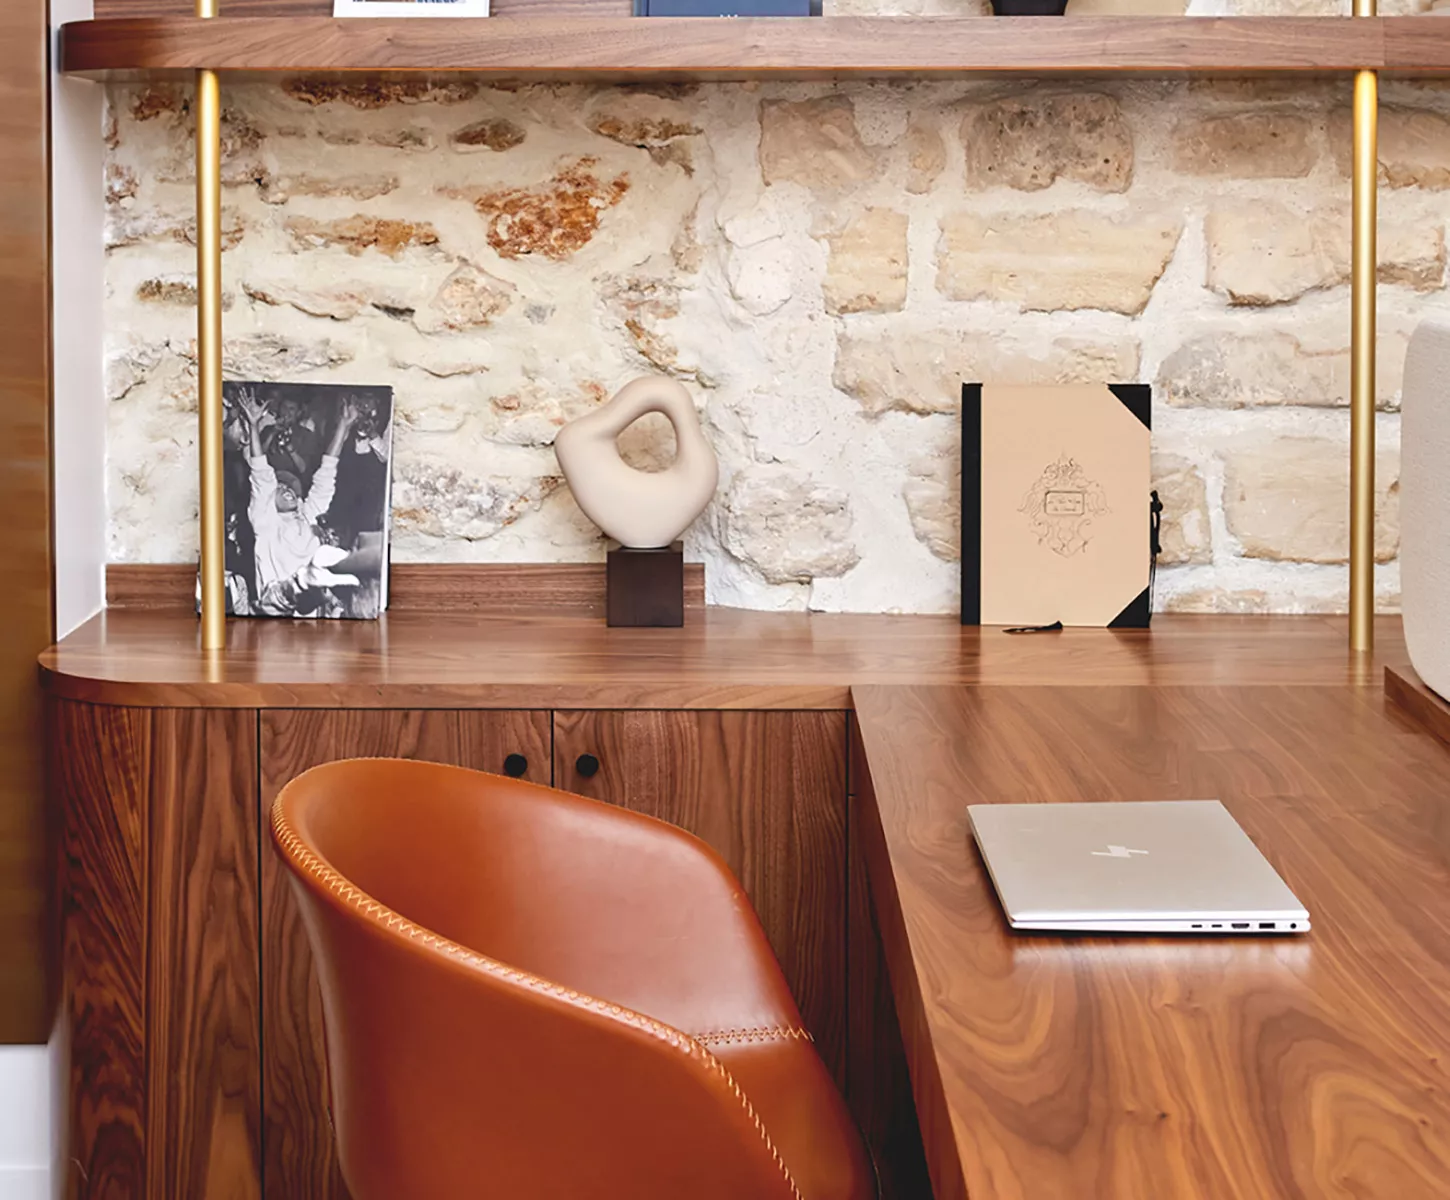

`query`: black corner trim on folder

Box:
[961,383,982,626]
[1108,587,1152,629]
[1108,383,1152,431]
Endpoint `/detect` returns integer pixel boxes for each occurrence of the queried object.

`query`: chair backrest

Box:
[271,757,802,1200]
[1402,319,1450,701]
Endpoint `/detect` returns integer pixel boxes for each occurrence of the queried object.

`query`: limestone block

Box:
[835,328,1140,417]
[1169,111,1317,178]
[721,469,861,583]
[261,174,400,204]
[281,77,479,109]
[1222,437,1399,563]
[1205,203,1445,304]
[822,208,908,315]
[243,280,378,322]
[905,114,946,194]
[961,92,1133,193]
[760,97,878,192]
[937,209,1182,314]
[1151,453,1211,565]
[1157,330,1403,410]
[1331,106,1450,188]
[903,439,960,561]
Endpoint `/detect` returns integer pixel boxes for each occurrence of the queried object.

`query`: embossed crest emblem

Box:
[1019,454,1109,558]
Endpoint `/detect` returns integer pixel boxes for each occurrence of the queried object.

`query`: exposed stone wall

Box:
[103,67,1450,614]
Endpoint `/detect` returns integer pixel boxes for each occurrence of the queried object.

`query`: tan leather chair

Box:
[271,757,875,1200]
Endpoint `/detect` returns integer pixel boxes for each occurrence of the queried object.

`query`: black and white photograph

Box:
[333,0,491,16]
[215,381,394,620]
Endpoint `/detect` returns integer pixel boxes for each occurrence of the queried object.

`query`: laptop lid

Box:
[967,800,1310,933]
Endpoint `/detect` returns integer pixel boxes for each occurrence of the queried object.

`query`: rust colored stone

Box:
[286,215,442,258]
[462,159,630,261]
[131,85,186,122]
[450,118,528,152]
[281,76,479,109]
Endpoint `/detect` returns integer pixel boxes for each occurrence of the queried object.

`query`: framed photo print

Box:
[334,0,490,16]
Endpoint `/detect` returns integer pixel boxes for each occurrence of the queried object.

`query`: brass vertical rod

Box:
[1349,57,1377,655]
[195,0,224,649]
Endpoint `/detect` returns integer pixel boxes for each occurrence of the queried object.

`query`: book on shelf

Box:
[201,381,395,621]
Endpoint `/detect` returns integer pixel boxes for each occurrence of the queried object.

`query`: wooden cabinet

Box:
[257,709,550,1200]
[54,699,854,1200]
[554,710,849,1086]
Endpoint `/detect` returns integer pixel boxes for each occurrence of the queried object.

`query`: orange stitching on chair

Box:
[694,1026,815,1047]
[270,796,804,1200]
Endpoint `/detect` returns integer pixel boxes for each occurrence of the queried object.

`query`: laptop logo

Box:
[1092,844,1149,858]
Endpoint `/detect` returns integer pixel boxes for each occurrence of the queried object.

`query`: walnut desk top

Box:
[851,682,1450,1200]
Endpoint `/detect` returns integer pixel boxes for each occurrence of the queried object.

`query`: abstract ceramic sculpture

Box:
[555,376,719,549]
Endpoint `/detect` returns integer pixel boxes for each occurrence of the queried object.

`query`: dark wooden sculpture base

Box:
[607,543,684,627]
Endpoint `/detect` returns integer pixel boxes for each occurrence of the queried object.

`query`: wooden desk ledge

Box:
[41,609,1406,709]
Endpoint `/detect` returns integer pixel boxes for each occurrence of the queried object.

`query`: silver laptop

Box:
[967,800,1310,933]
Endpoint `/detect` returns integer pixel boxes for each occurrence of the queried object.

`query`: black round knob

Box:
[575,753,600,779]
[503,753,528,778]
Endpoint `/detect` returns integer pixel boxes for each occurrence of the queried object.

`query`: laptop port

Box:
[1231,922,1250,929]
[1259,922,1275,929]
[1191,923,1203,929]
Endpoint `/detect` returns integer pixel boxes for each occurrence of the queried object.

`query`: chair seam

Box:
[694,1025,814,1047]
[270,795,804,1200]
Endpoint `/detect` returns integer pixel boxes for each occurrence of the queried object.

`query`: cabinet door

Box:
[259,710,551,1200]
[553,710,848,1086]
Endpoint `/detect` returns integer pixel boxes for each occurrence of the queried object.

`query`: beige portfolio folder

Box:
[961,383,1153,628]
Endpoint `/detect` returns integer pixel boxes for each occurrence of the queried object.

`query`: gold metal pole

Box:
[1349,9,1377,654]
[196,0,225,651]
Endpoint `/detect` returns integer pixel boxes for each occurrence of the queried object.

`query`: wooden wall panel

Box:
[52,700,151,1200]
[147,710,262,1200]
[846,751,932,1200]
[0,0,53,1043]
[258,709,550,1200]
[553,709,849,1087]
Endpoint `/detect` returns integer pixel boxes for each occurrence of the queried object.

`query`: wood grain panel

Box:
[845,754,933,1200]
[851,684,1450,1199]
[554,709,848,1086]
[259,709,550,1200]
[60,16,1421,81]
[107,561,704,616]
[94,0,632,18]
[52,699,151,1200]
[147,710,261,1200]
[41,611,1407,710]
[0,0,53,1044]
[1385,663,1450,749]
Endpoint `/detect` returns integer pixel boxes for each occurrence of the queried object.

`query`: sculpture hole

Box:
[615,411,678,474]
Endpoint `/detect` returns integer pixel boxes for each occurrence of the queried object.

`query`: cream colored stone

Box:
[107,208,246,250]
[418,264,516,332]
[1157,330,1403,410]
[834,328,1140,418]
[1222,437,1399,564]
[1205,203,1445,304]
[261,173,400,204]
[392,465,562,543]
[903,438,960,562]
[961,92,1133,193]
[1169,111,1316,178]
[721,470,860,584]
[760,97,878,192]
[243,280,376,322]
[1163,588,1272,615]
[1152,453,1211,565]
[822,208,908,315]
[1331,106,1450,188]
[937,209,1182,314]
[905,114,945,195]
[286,215,442,259]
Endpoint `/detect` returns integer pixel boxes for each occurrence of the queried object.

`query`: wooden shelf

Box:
[60,15,1450,81]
